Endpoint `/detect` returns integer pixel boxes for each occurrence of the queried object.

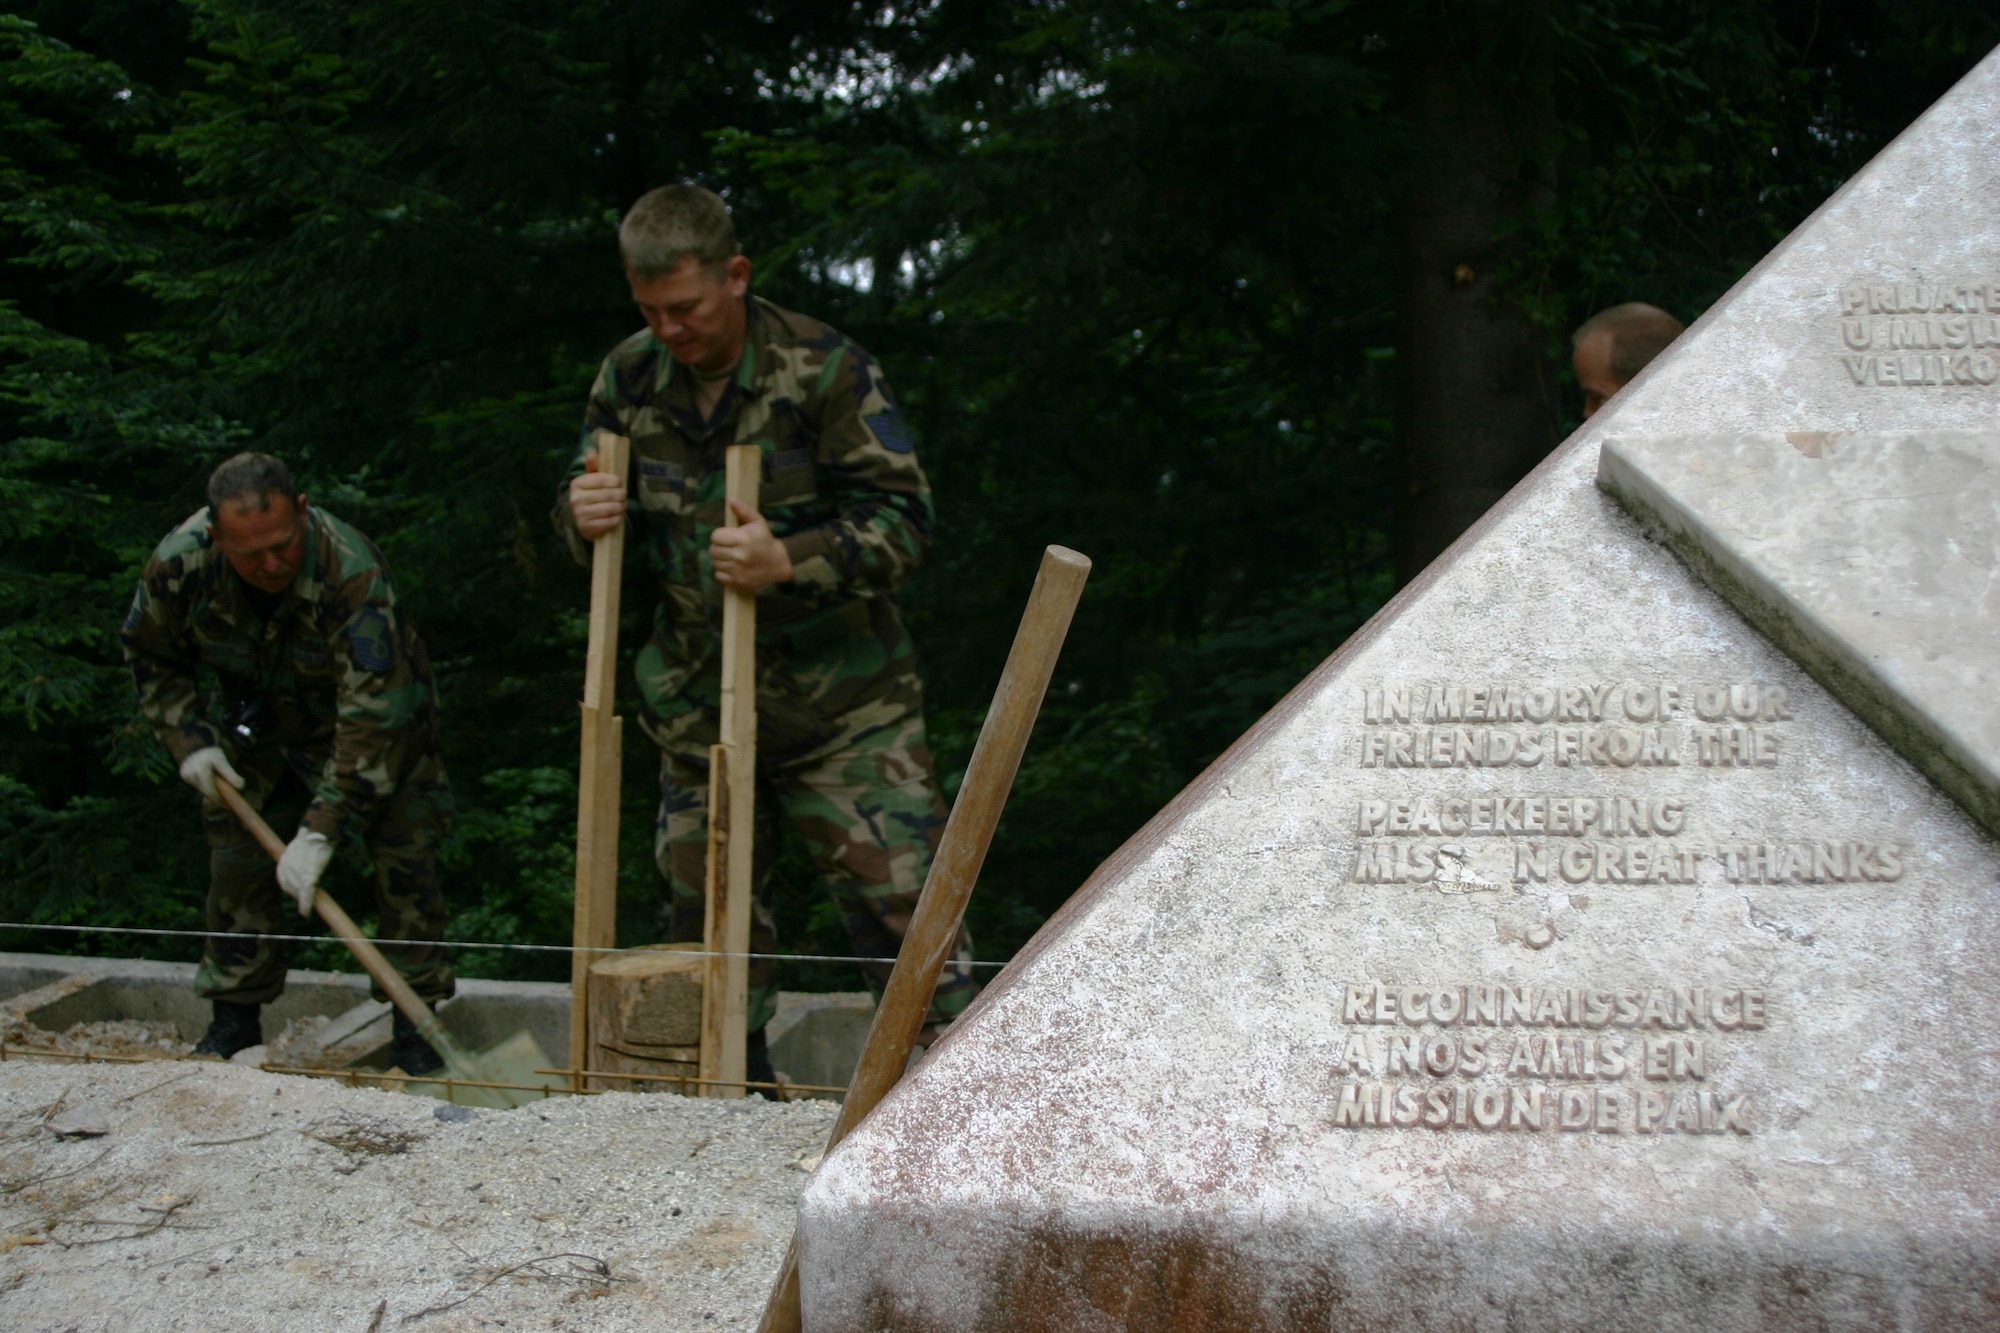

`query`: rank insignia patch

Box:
[865,408,914,454]
[346,608,394,672]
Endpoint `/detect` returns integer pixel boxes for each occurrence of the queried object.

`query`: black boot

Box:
[193,1001,262,1058]
[389,1011,446,1077]
[746,1027,778,1099]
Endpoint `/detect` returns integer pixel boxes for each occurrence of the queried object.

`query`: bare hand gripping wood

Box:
[700,444,762,1098]
[570,430,630,1085]
[756,544,1091,1333]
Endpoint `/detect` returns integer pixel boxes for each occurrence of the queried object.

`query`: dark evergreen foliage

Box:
[2,1,1991,984]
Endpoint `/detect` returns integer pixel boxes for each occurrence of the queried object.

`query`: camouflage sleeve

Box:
[781,345,934,598]
[300,562,436,843]
[119,564,220,765]
[550,357,631,567]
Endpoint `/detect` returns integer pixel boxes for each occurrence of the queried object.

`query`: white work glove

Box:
[277,830,334,917]
[178,746,244,802]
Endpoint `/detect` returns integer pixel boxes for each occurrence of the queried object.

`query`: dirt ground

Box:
[0,1058,836,1332]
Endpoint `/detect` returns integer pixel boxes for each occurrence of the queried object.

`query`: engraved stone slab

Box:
[796,46,2000,1333]
[1600,431,2000,839]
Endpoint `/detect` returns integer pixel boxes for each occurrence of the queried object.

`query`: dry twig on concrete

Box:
[138,1231,253,1272]
[399,1251,621,1323]
[111,1069,199,1105]
[2,1144,112,1196]
[188,1128,282,1148]
[50,1193,200,1248]
[305,1120,425,1158]
[36,1086,71,1127]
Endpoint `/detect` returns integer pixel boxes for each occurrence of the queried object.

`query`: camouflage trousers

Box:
[196,741,456,1008]
[647,605,977,1035]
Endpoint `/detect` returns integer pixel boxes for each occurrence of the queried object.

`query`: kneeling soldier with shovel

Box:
[121,452,456,1073]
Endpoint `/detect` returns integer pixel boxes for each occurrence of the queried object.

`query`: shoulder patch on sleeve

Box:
[865,406,915,454]
[345,607,394,673]
[154,511,212,563]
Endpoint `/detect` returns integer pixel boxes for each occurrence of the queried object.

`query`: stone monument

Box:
[795,47,2000,1332]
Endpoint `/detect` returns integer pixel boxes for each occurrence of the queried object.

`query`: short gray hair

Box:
[207,452,298,513]
[1572,303,1685,384]
[618,184,739,279]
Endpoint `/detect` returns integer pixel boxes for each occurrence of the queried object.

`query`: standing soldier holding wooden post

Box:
[554,185,976,1088]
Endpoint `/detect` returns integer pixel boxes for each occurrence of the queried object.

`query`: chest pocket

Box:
[635,455,691,516]
[288,634,335,680]
[761,448,818,506]
[195,632,255,677]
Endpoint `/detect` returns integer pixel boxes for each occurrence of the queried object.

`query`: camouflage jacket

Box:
[121,505,442,842]
[554,296,934,722]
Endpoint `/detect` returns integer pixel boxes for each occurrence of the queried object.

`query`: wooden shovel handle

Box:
[213,780,454,1048]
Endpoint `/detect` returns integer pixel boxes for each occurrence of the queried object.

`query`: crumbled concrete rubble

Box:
[0,1058,835,1331]
[1,1014,190,1062]
[266,1013,336,1065]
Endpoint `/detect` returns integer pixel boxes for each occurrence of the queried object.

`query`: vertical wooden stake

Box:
[755,545,1092,1333]
[569,430,630,1088]
[700,444,761,1098]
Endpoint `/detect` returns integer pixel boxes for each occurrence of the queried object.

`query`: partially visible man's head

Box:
[619,184,738,279]
[1571,302,1685,418]
[618,184,752,374]
[206,452,307,594]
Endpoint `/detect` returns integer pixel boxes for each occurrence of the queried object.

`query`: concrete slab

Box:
[1600,430,2000,838]
[0,952,873,1097]
[768,992,875,1093]
[0,952,570,1061]
[796,44,2000,1333]
[0,953,381,1046]
[0,1058,837,1331]
[285,998,392,1067]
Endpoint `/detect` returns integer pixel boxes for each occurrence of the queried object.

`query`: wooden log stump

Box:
[587,943,703,1092]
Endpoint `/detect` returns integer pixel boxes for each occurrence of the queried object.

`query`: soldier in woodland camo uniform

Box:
[122,453,454,1068]
[556,186,975,1064]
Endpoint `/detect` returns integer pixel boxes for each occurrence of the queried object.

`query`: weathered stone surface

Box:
[47,1101,109,1138]
[796,45,2000,1333]
[1600,430,2000,839]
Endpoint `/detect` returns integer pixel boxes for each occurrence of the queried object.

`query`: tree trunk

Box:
[1394,16,1559,583]
[587,944,703,1091]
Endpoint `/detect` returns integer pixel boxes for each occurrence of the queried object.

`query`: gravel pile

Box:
[1,1015,191,1062]
[0,1058,836,1331]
